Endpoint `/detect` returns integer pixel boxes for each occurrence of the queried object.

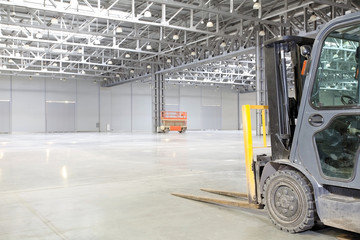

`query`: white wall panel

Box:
[165,84,180,112]
[77,80,99,132]
[202,87,221,106]
[239,92,257,129]
[201,87,222,129]
[202,106,221,130]
[0,76,11,100]
[100,87,112,132]
[132,82,152,132]
[46,78,76,101]
[0,102,10,133]
[0,76,11,133]
[165,84,180,106]
[12,76,45,132]
[46,103,75,132]
[179,86,202,130]
[111,84,131,131]
[222,89,238,130]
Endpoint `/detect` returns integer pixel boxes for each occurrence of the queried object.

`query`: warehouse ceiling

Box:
[0,0,359,89]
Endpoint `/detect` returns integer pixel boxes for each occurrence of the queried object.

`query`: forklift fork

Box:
[172,188,263,209]
[172,105,269,211]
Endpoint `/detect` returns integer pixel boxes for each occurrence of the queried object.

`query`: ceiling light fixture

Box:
[70,0,79,8]
[77,48,83,54]
[53,62,58,67]
[116,74,120,77]
[309,13,317,22]
[144,10,152,18]
[253,2,261,9]
[125,53,131,58]
[173,34,179,40]
[108,60,113,65]
[146,44,152,50]
[166,58,171,63]
[116,27,123,33]
[190,51,196,56]
[259,30,265,36]
[130,69,135,73]
[51,17,59,25]
[15,52,21,57]
[63,56,69,61]
[220,41,226,47]
[94,39,101,45]
[147,64,151,69]
[35,32,43,39]
[81,70,85,74]
[9,59,14,63]
[206,21,214,28]
[94,66,98,70]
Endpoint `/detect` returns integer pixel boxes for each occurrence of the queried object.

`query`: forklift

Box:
[173,12,360,233]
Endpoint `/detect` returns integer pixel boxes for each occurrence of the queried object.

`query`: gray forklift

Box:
[173,12,360,234]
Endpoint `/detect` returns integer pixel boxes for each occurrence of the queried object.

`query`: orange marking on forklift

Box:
[301,60,308,76]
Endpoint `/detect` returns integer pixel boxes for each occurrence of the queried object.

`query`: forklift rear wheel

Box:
[264,170,315,233]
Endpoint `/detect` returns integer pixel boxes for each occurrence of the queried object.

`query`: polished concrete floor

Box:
[0,131,358,240]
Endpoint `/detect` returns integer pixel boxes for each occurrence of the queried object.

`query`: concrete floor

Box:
[0,131,358,240]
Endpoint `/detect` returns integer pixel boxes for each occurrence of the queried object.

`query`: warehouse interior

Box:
[0,0,360,239]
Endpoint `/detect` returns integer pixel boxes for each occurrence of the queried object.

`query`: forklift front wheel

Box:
[264,170,315,233]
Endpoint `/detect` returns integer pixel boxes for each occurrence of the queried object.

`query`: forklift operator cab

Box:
[307,24,360,180]
[296,22,360,181]
[290,15,360,232]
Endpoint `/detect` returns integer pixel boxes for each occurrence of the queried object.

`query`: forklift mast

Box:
[264,36,314,160]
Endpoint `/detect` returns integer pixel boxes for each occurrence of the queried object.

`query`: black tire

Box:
[263,170,315,233]
[179,128,186,133]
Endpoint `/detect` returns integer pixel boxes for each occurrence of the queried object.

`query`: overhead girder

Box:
[0,0,358,86]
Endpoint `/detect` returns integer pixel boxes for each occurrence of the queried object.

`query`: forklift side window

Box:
[311,25,360,108]
[315,115,360,180]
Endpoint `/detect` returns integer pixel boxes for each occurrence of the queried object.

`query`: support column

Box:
[152,70,165,133]
[255,35,267,136]
[255,0,266,136]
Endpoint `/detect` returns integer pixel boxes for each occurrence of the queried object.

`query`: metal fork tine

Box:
[200,188,248,199]
[172,192,262,209]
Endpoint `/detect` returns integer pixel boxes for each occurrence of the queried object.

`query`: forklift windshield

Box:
[311,24,360,108]
[310,24,360,180]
